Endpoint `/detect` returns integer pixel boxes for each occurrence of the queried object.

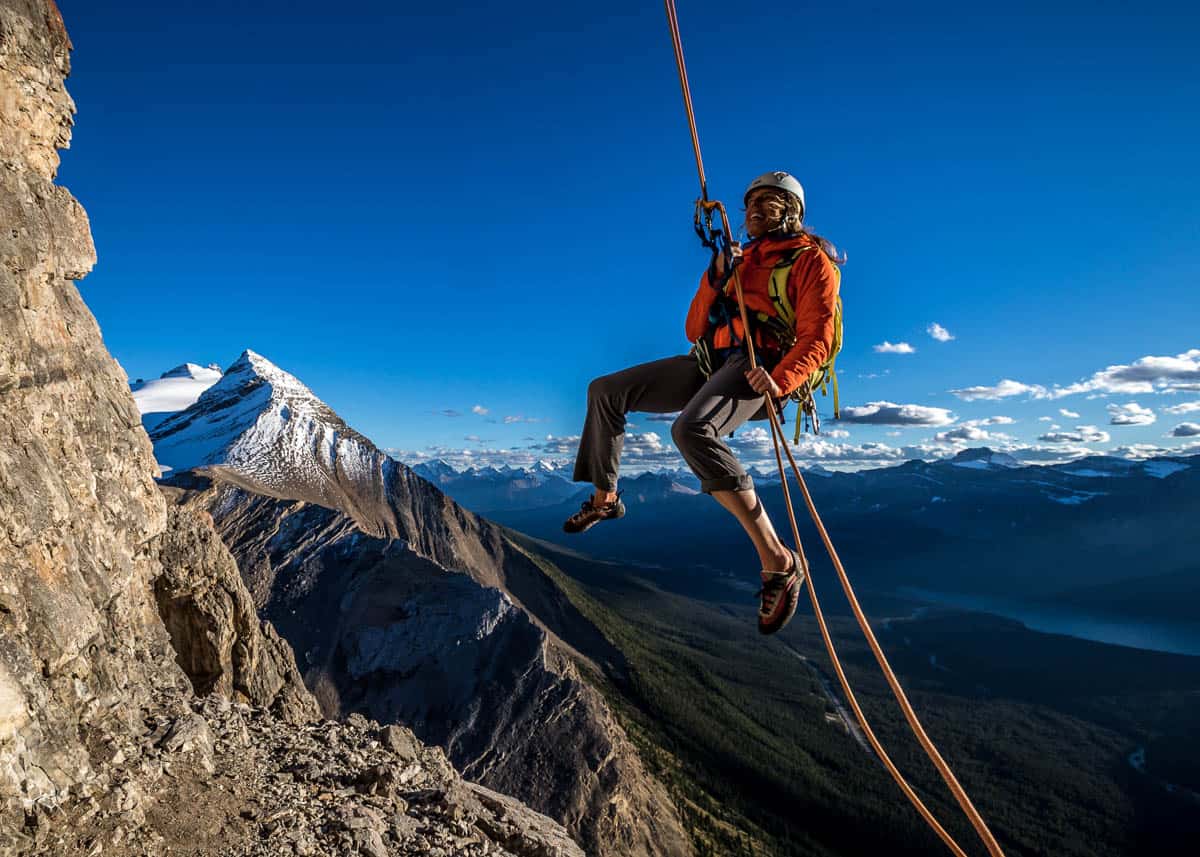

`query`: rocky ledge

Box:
[22,690,582,857]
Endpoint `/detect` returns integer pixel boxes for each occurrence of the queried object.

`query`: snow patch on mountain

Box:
[1059,457,1190,480]
[1045,489,1109,505]
[1143,460,1190,479]
[131,362,223,431]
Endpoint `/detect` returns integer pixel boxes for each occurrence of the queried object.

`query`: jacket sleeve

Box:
[769,251,839,396]
[685,267,723,344]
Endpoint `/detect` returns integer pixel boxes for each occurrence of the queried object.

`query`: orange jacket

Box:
[685,233,839,397]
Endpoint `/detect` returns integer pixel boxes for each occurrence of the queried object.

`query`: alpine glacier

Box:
[130,362,222,431]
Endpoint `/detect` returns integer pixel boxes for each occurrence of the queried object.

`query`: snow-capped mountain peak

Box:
[222,349,316,399]
[156,362,223,382]
[410,459,460,484]
[149,350,386,508]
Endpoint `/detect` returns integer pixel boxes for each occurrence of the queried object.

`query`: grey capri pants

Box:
[572,350,771,495]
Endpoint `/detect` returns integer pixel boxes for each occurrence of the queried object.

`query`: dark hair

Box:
[780,192,846,264]
[801,226,846,266]
[779,192,847,265]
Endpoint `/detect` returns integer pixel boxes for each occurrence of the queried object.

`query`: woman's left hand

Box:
[745,366,782,398]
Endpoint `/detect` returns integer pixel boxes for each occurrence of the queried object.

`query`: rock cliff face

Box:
[0,3,586,855]
[1,0,182,842]
[155,506,321,725]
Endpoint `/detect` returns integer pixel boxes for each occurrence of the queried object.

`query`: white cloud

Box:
[1006,444,1093,464]
[392,429,683,474]
[471,404,489,416]
[949,379,1049,401]
[775,437,908,464]
[1059,408,1080,419]
[1038,416,1054,422]
[927,323,955,342]
[721,429,913,468]
[1108,441,1200,459]
[1037,425,1110,444]
[874,341,915,354]
[503,415,541,424]
[838,401,956,426]
[933,417,1014,445]
[826,428,850,438]
[1107,402,1156,426]
[1170,422,1200,438]
[948,349,1200,405]
[1163,401,1200,415]
[391,444,566,472]
[934,425,991,444]
[1050,348,1200,398]
[1108,443,1172,460]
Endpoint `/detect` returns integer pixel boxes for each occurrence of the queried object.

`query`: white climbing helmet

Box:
[744,171,805,215]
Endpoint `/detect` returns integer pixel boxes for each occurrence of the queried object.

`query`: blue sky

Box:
[57,1,1200,471]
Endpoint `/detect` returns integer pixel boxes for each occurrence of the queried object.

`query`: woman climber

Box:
[563,170,842,635]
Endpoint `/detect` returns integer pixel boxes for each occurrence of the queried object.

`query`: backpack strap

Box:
[766,246,812,330]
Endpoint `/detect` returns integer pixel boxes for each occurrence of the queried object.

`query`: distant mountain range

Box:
[409,458,837,514]
[411,458,589,513]
[467,444,1200,626]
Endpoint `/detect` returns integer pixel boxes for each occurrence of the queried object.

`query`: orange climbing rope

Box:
[662,3,1008,856]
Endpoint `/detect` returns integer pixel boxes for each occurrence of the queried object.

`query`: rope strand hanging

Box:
[661,3,1007,855]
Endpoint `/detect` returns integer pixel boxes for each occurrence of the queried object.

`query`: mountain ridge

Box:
[151,350,693,857]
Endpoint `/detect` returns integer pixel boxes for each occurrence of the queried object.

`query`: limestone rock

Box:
[155,505,321,724]
[1,0,186,845]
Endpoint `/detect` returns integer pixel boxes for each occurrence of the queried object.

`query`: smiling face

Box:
[743,188,791,238]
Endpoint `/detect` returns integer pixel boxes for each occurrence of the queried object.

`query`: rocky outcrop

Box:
[33,692,584,857]
[1,3,587,856]
[155,505,321,725]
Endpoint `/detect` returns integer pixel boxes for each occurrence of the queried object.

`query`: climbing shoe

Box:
[758,550,804,635]
[562,493,625,534]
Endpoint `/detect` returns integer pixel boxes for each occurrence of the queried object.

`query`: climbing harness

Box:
[662,3,1008,856]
